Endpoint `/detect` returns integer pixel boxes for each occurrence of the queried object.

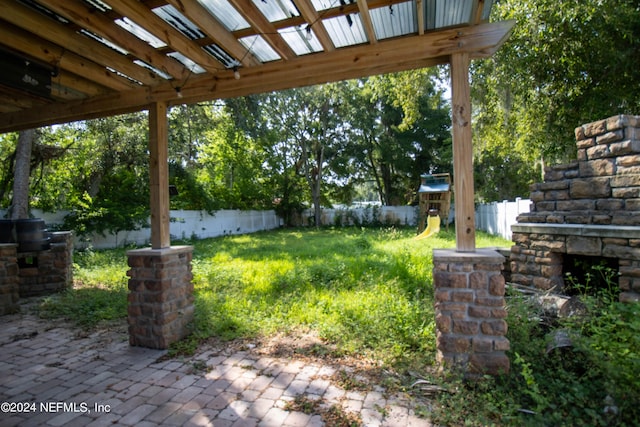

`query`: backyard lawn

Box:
[39,226,640,426]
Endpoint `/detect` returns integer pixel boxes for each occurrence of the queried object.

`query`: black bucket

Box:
[15,219,50,252]
[0,219,15,243]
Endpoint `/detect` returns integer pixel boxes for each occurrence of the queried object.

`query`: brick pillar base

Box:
[433,248,510,376]
[0,244,19,315]
[127,246,194,349]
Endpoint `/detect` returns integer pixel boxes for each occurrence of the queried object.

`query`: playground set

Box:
[416,173,451,240]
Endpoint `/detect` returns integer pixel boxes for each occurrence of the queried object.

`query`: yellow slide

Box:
[415,215,441,240]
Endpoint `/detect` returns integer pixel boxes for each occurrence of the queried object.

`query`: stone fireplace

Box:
[511,115,640,303]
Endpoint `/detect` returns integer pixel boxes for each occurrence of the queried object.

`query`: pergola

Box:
[0,0,514,252]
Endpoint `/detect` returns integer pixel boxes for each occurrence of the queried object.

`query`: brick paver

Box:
[0,301,433,426]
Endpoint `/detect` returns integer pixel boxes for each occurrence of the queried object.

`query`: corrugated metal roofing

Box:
[323,15,368,48]
[0,0,509,128]
[198,0,251,31]
[115,17,167,49]
[370,1,417,40]
[279,26,324,55]
[252,0,300,21]
[153,5,205,40]
[239,35,281,62]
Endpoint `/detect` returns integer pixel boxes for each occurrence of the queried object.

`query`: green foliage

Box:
[344,72,452,206]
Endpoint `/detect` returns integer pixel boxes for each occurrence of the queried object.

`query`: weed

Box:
[322,404,362,427]
[333,370,370,391]
[284,395,321,415]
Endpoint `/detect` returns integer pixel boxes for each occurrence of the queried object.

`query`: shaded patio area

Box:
[0,298,432,427]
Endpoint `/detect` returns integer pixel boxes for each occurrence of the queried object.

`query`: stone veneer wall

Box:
[0,244,19,315]
[17,231,73,297]
[127,246,194,349]
[511,115,640,302]
[433,249,510,376]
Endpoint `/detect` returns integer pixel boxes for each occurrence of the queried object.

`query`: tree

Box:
[343,70,452,205]
[226,88,349,226]
[10,129,35,219]
[62,113,151,237]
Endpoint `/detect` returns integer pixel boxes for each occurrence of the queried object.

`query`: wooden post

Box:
[450,52,476,252]
[148,101,170,249]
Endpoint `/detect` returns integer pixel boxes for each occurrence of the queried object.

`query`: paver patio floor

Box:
[0,299,433,427]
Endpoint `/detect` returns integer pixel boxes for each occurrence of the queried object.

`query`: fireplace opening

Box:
[563,254,619,298]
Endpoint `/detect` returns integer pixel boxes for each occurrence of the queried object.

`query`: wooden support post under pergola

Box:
[450,52,476,252]
[148,101,171,249]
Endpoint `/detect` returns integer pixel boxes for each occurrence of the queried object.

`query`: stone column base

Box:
[433,248,510,376]
[127,246,194,349]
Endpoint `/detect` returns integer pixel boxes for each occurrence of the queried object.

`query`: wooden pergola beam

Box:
[105,0,221,74]
[0,24,139,92]
[227,0,297,60]
[0,20,515,133]
[294,0,336,52]
[356,0,378,44]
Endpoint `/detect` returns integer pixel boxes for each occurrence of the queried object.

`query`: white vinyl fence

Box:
[3,202,526,248]
[475,198,531,240]
[1,206,418,249]
[298,205,418,227]
[0,209,283,250]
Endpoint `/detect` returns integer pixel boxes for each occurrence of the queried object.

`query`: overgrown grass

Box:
[40,227,640,424]
[39,247,129,327]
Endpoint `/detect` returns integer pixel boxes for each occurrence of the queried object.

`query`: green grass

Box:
[39,247,129,327]
[184,227,508,363]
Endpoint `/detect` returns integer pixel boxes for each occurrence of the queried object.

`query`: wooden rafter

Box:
[227,0,296,60]
[472,0,487,25]
[0,1,159,86]
[36,0,188,81]
[164,0,260,67]
[416,0,425,35]
[293,0,335,52]
[0,24,136,93]
[356,0,378,44]
[0,20,515,133]
[53,72,110,98]
[105,0,221,74]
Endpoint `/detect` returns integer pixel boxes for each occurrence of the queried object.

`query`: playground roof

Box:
[0,0,512,133]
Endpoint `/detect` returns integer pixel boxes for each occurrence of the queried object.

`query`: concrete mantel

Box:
[433,248,506,264]
[512,223,640,239]
[126,245,194,257]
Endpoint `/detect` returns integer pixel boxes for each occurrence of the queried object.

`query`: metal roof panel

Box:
[370,1,417,40]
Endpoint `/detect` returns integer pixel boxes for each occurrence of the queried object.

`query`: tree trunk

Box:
[312,144,324,228]
[11,129,35,220]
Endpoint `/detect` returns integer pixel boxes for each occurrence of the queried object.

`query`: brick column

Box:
[127,246,194,349]
[433,249,510,376]
[0,244,19,315]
